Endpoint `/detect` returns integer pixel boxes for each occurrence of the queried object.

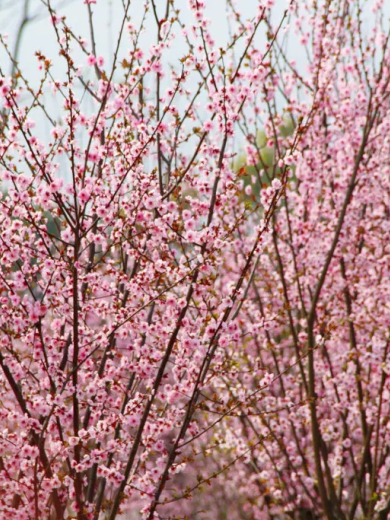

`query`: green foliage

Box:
[234,116,295,201]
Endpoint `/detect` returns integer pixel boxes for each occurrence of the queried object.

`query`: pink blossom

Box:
[0,3,389,519]
[87,55,97,66]
[203,119,214,132]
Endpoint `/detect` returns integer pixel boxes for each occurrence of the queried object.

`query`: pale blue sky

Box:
[0,0,386,149]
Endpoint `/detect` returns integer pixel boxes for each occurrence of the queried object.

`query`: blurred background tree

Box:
[234,114,295,203]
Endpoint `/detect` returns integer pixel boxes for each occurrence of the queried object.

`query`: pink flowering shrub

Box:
[0,1,389,520]
[194,2,390,520]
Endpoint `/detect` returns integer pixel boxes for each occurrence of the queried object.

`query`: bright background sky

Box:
[0,0,386,151]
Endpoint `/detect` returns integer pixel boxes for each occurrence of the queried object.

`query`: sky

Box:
[0,0,386,152]
[0,0,290,85]
[0,0,287,157]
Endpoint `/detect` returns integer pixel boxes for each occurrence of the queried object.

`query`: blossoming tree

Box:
[0,1,389,520]
[200,2,390,520]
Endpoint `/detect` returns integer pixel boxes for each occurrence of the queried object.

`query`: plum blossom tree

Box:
[203,2,390,520]
[0,1,389,520]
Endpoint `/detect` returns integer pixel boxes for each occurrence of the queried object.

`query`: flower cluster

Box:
[0,1,389,520]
